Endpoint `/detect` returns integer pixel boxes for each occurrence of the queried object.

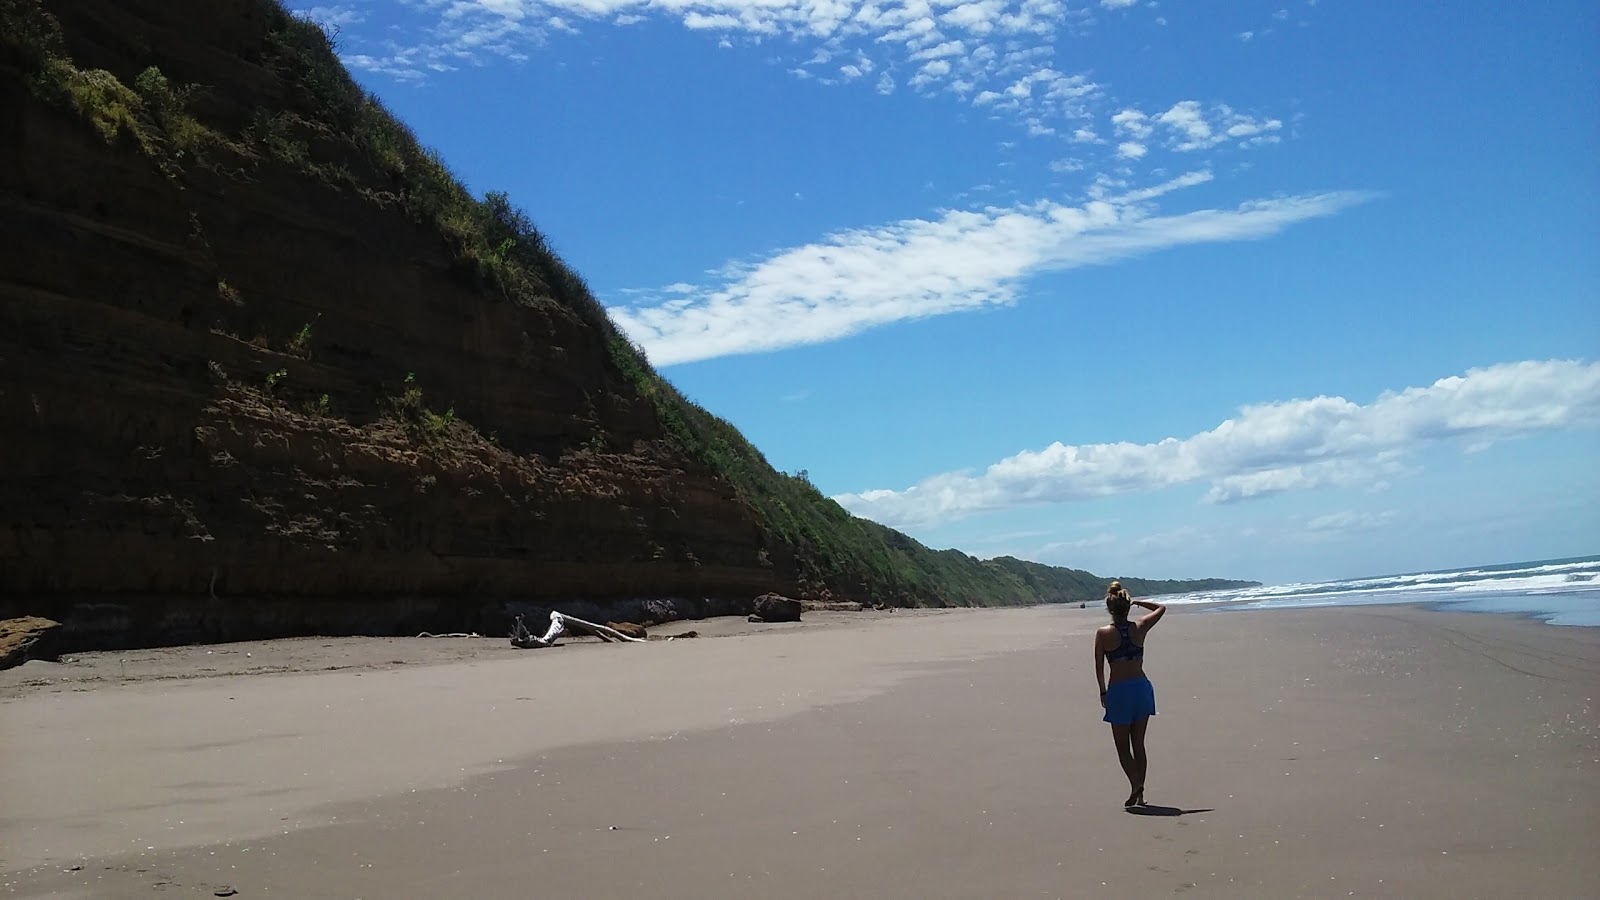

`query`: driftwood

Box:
[511,612,647,649]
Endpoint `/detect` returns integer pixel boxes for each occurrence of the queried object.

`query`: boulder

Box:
[0,617,64,671]
[749,593,802,623]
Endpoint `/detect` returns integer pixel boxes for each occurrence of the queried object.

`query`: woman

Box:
[1093,581,1166,808]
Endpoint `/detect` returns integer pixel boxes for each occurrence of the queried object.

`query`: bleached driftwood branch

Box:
[510,612,645,648]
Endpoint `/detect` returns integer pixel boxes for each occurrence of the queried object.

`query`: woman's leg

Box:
[1129,715,1150,799]
[1110,723,1138,803]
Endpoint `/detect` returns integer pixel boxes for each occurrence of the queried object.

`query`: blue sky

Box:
[303,0,1599,585]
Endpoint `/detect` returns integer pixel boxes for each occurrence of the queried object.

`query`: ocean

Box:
[1153,555,1600,627]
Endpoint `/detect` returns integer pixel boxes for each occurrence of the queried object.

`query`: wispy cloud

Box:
[298,4,365,30]
[324,0,1283,170]
[610,175,1369,365]
[1204,454,1412,504]
[1304,509,1397,534]
[1113,101,1281,153]
[834,359,1600,528]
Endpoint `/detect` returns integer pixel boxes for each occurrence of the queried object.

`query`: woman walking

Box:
[1094,581,1166,807]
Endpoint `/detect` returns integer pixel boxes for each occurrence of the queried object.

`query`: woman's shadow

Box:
[1125,804,1214,817]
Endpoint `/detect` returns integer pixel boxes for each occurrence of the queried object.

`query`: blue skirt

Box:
[1103,677,1156,725]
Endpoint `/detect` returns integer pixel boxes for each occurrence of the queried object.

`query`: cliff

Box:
[0,0,1256,652]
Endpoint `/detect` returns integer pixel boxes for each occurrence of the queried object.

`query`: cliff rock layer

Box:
[0,0,1256,652]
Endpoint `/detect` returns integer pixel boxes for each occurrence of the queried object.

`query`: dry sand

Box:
[2,604,1596,898]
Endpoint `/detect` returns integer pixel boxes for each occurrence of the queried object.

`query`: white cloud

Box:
[684,11,740,29]
[1305,510,1396,534]
[941,1,1006,34]
[910,59,953,89]
[297,4,364,29]
[1110,101,1283,154]
[1110,108,1152,139]
[912,40,967,60]
[333,0,1294,221]
[834,359,1600,528]
[1155,100,1212,148]
[1107,169,1213,203]
[335,0,1126,144]
[1204,455,1411,504]
[610,177,1368,365]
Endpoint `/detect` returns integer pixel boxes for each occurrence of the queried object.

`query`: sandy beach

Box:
[2,604,1596,898]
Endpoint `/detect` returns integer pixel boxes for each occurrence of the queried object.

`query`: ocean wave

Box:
[1157,556,1600,626]
[1153,556,1600,611]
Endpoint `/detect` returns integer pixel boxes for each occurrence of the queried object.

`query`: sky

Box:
[301,0,1599,586]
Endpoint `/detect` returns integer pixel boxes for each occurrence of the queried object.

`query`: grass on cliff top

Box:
[0,0,1254,606]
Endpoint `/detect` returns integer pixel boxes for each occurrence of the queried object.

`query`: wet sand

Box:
[2,605,1596,898]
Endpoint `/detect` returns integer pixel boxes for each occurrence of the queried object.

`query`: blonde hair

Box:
[1105,581,1132,620]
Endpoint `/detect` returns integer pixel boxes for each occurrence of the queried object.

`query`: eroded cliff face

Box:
[0,0,1262,654]
[0,0,786,647]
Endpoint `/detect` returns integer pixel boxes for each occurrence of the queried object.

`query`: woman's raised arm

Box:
[1135,599,1167,632]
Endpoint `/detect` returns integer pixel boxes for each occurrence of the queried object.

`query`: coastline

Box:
[3,604,1596,898]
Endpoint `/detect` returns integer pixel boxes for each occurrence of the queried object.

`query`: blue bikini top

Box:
[1106,621,1144,662]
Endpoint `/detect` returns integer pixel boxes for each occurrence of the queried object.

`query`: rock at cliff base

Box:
[0,617,64,671]
[749,593,802,623]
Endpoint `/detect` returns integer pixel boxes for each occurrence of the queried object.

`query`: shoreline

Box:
[7,596,1593,699]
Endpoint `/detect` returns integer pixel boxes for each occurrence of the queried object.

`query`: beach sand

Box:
[2,605,1596,898]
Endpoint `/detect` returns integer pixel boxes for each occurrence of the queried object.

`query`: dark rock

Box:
[0,617,63,671]
[750,593,802,623]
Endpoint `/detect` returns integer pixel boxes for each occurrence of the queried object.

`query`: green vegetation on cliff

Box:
[1,0,1256,608]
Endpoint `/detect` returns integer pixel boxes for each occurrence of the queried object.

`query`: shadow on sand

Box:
[1125,805,1214,817]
